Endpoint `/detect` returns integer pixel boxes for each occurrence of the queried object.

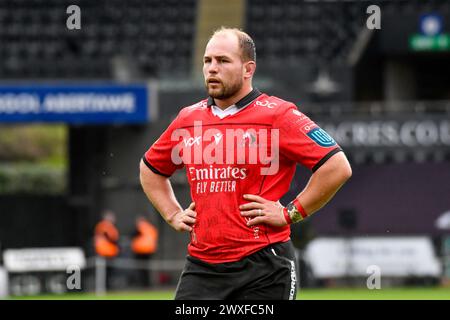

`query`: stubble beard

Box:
[206,78,243,100]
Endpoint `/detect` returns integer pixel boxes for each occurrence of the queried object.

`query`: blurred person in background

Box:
[140,27,352,299]
[94,210,120,290]
[94,210,120,258]
[131,215,159,288]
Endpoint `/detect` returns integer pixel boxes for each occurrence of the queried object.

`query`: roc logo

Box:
[307,128,336,147]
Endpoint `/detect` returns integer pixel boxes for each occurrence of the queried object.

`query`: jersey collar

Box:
[207,88,262,109]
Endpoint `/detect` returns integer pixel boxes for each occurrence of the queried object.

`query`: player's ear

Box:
[243,61,256,79]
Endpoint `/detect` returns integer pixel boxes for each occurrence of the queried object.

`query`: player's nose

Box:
[207,61,219,74]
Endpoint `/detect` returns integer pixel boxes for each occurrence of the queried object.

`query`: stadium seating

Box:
[246,0,446,70]
[0,0,196,79]
[0,0,447,80]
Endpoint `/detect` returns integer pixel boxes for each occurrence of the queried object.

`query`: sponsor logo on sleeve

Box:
[306,127,337,147]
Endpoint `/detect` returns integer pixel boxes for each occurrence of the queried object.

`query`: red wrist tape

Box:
[292,198,308,219]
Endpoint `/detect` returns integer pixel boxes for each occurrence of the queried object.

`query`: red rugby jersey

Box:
[143,89,341,263]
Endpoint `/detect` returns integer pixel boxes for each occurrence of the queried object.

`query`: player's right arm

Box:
[139,109,197,232]
[139,161,196,232]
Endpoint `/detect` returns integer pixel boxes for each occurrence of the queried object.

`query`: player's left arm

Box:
[240,150,352,227]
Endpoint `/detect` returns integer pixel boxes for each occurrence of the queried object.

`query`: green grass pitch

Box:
[9,286,450,300]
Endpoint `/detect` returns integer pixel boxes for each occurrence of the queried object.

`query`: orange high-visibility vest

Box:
[132,220,158,255]
[95,236,119,257]
[94,220,119,258]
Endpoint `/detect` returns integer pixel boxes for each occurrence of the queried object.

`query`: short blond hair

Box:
[210,27,256,62]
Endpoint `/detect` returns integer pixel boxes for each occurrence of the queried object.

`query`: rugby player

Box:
[140,27,352,299]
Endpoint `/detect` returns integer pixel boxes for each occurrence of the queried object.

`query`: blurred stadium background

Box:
[0,0,450,299]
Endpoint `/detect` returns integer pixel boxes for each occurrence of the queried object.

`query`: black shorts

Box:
[174,240,298,300]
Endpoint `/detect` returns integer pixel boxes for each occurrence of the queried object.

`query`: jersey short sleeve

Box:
[143,114,184,177]
[274,104,342,172]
